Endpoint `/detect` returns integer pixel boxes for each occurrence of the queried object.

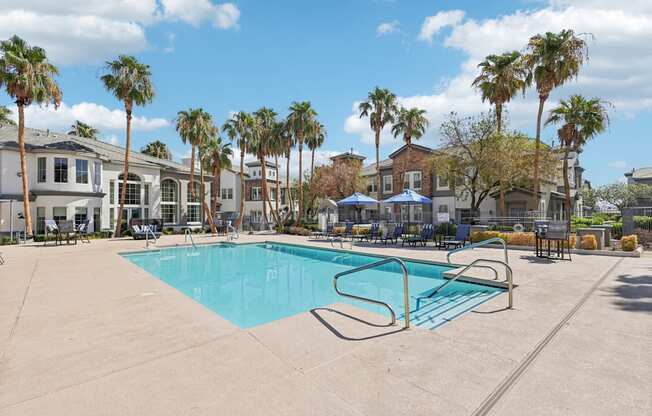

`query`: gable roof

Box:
[388,143,434,159]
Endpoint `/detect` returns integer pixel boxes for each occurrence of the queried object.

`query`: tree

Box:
[546,95,610,227]
[287,101,318,225]
[141,140,172,160]
[309,160,365,201]
[524,29,588,208]
[0,105,15,126]
[472,51,528,133]
[391,106,429,197]
[252,107,280,226]
[202,136,232,216]
[68,120,99,139]
[0,35,62,237]
[101,55,154,237]
[306,122,326,181]
[359,87,398,213]
[594,182,652,212]
[278,120,295,222]
[223,111,255,228]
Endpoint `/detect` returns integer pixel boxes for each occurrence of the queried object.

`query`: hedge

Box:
[471,231,577,247]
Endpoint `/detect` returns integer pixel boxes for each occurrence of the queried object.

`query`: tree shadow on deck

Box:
[602,272,652,313]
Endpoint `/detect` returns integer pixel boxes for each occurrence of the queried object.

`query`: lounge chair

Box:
[341,222,354,239]
[402,223,434,247]
[0,252,5,265]
[362,223,381,243]
[311,224,333,240]
[380,223,404,244]
[44,219,60,246]
[131,224,162,240]
[77,219,91,243]
[442,224,470,250]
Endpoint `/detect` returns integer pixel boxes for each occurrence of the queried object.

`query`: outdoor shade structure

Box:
[337,192,378,223]
[382,189,432,228]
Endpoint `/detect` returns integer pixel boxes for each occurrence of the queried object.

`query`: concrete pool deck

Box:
[1,234,650,415]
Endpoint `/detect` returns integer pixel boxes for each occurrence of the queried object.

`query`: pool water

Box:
[123,243,503,329]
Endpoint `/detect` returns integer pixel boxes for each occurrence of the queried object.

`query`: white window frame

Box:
[251,187,261,201]
[404,171,422,191]
[382,175,393,194]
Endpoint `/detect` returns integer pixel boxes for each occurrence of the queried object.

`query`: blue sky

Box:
[1,1,651,185]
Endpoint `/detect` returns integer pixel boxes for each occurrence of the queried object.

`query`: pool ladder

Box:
[333,257,410,329]
[145,226,158,248]
[184,229,197,249]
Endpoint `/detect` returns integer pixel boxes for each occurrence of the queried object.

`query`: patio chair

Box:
[380,223,404,244]
[311,223,334,240]
[57,220,78,245]
[539,221,572,261]
[402,223,434,247]
[363,223,381,243]
[131,224,162,240]
[77,219,91,243]
[442,224,470,250]
[0,252,5,265]
[44,219,60,246]
[341,222,354,239]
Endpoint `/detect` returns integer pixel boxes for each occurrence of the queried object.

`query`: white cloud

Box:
[0,1,240,65]
[418,10,465,42]
[377,20,400,36]
[104,134,120,146]
[163,33,176,54]
[607,160,627,169]
[11,101,169,132]
[346,3,652,146]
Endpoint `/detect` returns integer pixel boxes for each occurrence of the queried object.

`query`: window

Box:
[109,180,115,204]
[161,179,178,224]
[251,187,261,201]
[53,207,67,224]
[269,188,276,202]
[187,182,201,223]
[75,159,88,184]
[281,188,286,204]
[93,207,101,232]
[413,205,423,222]
[221,188,233,200]
[54,158,68,183]
[109,208,115,230]
[438,204,448,213]
[438,176,449,188]
[93,161,101,187]
[75,207,87,228]
[401,205,409,221]
[143,184,150,205]
[403,171,422,191]
[36,207,45,234]
[119,182,141,205]
[37,157,46,183]
[251,211,262,223]
[383,175,393,193]
[367,178,377,193]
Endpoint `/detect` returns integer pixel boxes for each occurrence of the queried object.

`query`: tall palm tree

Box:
[306,122,326,181]
[68,120,99,139]
[545,95,609,228]
[472,51,528,133]
[101,55,154,237]
[524,29,588,208]
[279,120,295,222]
[141,140,172,160]
[359,87,398,212]
[269,122,286,223]
[391,107,429,199]
[223,111,255,228]
[0,35,62,237]
[287,101,317,225]
[176,108,217,232]
[202,136,232,216]
[0,105,15,126]
[252,107,279,226]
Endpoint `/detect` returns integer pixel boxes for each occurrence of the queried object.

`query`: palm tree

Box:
[202,136,232,216]
[252,107,280,226]
[472,51,528,133]
[269,122,286,223]
[359,87,398,212]
[279,120,295,222]
[391,107,429,199]
[101,55,154,237]
[223,111,255,228]
[0,35,62,238]
[287,101,317,225]
[524,29,588,209]
[176,108,217,232]
[141,140,172,160]
[68,120,99,139]
[0,105,15,126]
[545,95,609,228]
[306,122,326,181]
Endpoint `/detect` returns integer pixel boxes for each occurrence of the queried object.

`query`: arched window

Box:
[186,182,201,223]
[161,179,178,224]
[118,172,141,181]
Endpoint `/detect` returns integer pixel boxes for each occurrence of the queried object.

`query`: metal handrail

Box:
[184,228,197,248]
[333,257,410,329]
[145,226,157,248]
[227,224,239,241]
[447,237,509,265]
[329,236,353,250]
[426,258,513,309]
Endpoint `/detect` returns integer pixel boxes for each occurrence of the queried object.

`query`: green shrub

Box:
[436,223,457,237]
[163,228,174,235]
[286,226,311,236]
[611,222,623,239]
[621,234,638,251]
[633,216,652,229]
[1,236,18,245]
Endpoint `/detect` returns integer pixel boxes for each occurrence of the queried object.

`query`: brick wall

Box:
[390,146,434,197]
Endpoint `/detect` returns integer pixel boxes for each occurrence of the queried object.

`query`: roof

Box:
[0,125,193,174]
[245,160,278,168]
[330,151,366,162]
[388,143,434,159]
[361,158,393,176]
[626,167,652,179]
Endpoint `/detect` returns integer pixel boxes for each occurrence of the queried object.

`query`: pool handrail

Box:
[227,224,239,241]
[145,225,158,248]
[333,257,410,329]
[184,228,197,249]
[446,237,509,265]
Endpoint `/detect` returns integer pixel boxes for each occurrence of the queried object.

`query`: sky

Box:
[0,0,650,185]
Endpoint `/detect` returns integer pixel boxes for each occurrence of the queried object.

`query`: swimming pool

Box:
[122,242,503,329]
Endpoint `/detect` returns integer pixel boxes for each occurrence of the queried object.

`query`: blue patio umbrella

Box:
[382,189,432,229]
[337,192,378,223]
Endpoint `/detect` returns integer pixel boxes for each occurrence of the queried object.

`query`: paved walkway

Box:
[0,234,650,415]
